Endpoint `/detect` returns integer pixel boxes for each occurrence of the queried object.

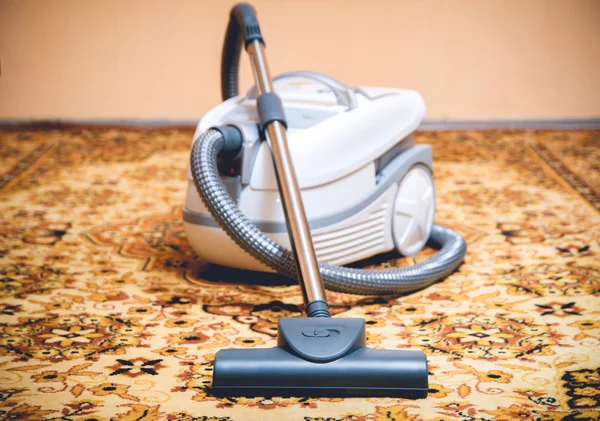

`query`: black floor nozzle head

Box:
[212,318,429,398]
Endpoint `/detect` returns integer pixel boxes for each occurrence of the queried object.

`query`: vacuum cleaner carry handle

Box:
[221,3,264,101]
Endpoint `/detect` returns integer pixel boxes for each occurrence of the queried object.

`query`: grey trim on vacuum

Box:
[183,144,433,233]
[183,207,289,232]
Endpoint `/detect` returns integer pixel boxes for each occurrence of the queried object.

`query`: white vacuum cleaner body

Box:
[184,71,433,272]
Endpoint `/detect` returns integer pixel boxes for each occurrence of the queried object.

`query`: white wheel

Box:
[392,164,436,256]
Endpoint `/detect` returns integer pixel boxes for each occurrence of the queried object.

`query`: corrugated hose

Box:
[190,129,467,295]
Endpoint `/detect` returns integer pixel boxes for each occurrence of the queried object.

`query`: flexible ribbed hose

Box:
[190,129,467,296]
[221,18,242,101]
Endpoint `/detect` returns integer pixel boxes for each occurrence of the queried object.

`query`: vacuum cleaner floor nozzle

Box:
[211,318,429,398]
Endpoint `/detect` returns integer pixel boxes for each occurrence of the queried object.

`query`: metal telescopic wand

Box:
[246,40,330,318]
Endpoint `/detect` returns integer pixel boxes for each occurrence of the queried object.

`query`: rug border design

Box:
[527,140,600,213]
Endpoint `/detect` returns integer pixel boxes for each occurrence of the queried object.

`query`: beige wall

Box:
[1,0,599,121]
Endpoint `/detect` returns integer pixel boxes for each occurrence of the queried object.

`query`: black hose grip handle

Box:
[231,3,264,48]
[221,3,264,101]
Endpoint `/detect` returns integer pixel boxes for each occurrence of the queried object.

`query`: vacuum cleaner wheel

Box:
[392,164,436,256]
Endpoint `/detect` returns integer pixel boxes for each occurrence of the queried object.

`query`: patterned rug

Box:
[0,127,598,421]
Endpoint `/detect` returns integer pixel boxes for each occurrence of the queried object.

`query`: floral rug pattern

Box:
[0,127,598,420]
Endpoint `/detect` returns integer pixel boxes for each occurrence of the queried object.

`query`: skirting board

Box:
[0,118,599,130]
[420,118,600,130]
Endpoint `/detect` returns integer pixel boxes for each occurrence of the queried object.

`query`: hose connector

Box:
[210,125,243,159]
[306,300,331,318]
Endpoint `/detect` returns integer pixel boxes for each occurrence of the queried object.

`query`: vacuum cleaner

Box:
[185,3,467,398]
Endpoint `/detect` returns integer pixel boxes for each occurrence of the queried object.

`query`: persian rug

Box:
[0,127,598,421]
